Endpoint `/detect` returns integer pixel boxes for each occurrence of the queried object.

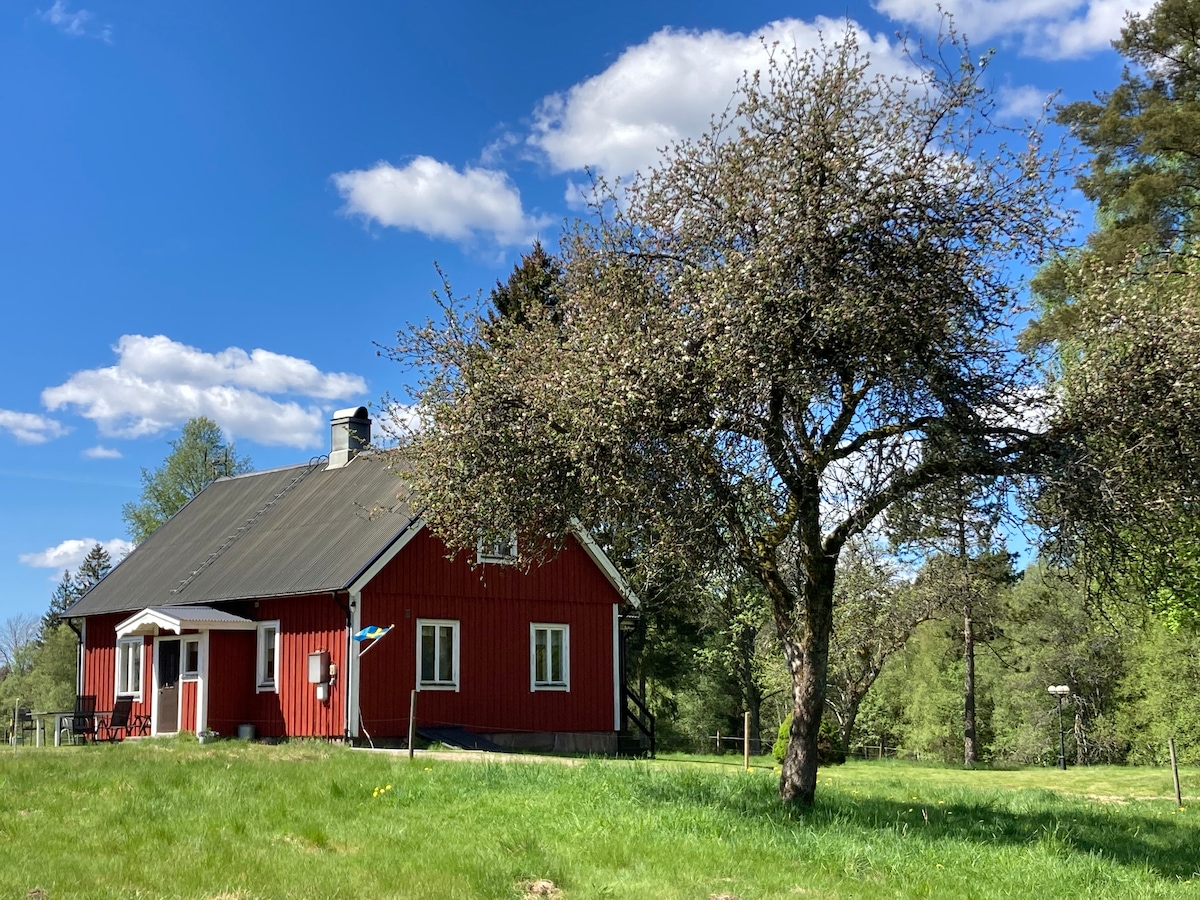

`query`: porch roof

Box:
[115,606,259,637]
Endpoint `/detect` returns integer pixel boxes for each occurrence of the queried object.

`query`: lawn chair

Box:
[65,695,97,744]
[96,696,134,742]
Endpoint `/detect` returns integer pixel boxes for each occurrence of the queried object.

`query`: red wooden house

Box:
[67,408,647,754]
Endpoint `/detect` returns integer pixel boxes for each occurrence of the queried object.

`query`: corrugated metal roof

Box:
[68,454,420,617]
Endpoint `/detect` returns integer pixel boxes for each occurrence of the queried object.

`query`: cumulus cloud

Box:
[332,156,550,246]
[997,84,1055,120]
[39,0,112,43]
[872,0,1156,60]
[41,334,368,449]
[528,17,913,179]
[0,409,69,444]
[19,537,134,570]
[82,445,121,459]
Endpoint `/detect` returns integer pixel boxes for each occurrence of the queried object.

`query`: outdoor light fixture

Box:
[1047,685,1070,770]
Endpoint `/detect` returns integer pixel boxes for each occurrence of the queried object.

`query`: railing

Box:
[622,686,656,757]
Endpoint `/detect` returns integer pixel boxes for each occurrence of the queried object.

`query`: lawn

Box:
[2,740,1198,899]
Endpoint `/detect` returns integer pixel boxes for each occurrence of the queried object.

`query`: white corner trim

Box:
[77,618,86,696]
[570,518,640,607]
[348,591,362,738]
[347,519,425,595]
[196,631,209,735]
[612,604,621,732]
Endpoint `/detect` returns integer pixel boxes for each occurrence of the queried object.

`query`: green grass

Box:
[2,740,1199,899]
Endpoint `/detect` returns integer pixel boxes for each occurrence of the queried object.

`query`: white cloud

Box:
[332,156,550,247]
[997,84,1054,120]
[0,409,69,444]
[19,537,134,571]
[528,18,913,179]
[82,444,121,459]
[872,0,1157,60]
[39,0,112,43]
[41,334,368,449]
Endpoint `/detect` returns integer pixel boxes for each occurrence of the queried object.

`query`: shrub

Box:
[772,715,846,765]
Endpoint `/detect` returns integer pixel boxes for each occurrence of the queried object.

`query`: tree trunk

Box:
[957,495,977,768]
[779,557,836,807]
[964,606,977,766]
[736,620,763,755]
[1074,705,1086,766]
[839,689,863,754]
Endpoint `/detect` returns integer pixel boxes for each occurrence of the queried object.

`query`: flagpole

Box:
[358,624,395,658]
[355,624,394,750]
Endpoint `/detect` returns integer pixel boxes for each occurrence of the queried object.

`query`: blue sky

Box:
[0,0,1151,622]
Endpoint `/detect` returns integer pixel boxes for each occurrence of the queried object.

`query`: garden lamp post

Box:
[1047,685,1070,770]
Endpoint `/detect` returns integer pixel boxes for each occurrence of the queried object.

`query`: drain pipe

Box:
[65,619,84,696]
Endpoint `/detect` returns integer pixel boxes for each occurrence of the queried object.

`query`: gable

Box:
[360,526,633,606]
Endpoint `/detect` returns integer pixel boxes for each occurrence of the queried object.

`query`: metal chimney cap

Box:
[332,406,369,421]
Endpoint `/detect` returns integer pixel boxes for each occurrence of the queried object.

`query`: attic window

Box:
[477,531,517,565]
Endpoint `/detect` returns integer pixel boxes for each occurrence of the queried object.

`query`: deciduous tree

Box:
[826,539,938,753]
[122,417,251,544]
[388,31,1067,805]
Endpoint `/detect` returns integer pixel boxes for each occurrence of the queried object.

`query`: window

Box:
[257,621,279,692]
[417,619,459,690]
[116,636,143,698]
[477,531,517,565]
[181,637,200,679]
[531,624,569,691]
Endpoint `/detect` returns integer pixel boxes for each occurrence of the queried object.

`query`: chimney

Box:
[328,406,370,469]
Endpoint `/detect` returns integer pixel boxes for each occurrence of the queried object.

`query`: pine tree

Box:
[40,570,80,639]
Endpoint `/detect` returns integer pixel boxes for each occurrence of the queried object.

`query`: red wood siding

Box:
[180,680,198,733]
[204,597,346,738]
[81,613,151,723]
[359,531,621,739]
[206,630,255,734]
[248,594,347,738]
[83,600,347,740]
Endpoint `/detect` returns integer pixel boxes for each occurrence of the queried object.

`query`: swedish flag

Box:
[354,625,392,641]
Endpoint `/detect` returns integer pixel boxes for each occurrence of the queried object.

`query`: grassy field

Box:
[2,740,1199,899]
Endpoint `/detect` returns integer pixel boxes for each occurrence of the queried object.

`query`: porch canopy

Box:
[115,606,258,637]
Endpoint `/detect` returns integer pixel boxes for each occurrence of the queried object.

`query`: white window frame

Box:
[115,636,144,700]
[416,619,459,691]
[256,620,280,693]
[530,623,570,692]
[477,531,517,565]
[181,636,201,680]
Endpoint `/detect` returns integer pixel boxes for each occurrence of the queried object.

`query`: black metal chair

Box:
[66,695,97,744]
[97,697,134,742]
[7,707,34,745]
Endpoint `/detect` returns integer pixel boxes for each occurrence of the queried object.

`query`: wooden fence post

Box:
[1170,736,1183,808]
[744,712,751,770]
[408,690,417,760]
